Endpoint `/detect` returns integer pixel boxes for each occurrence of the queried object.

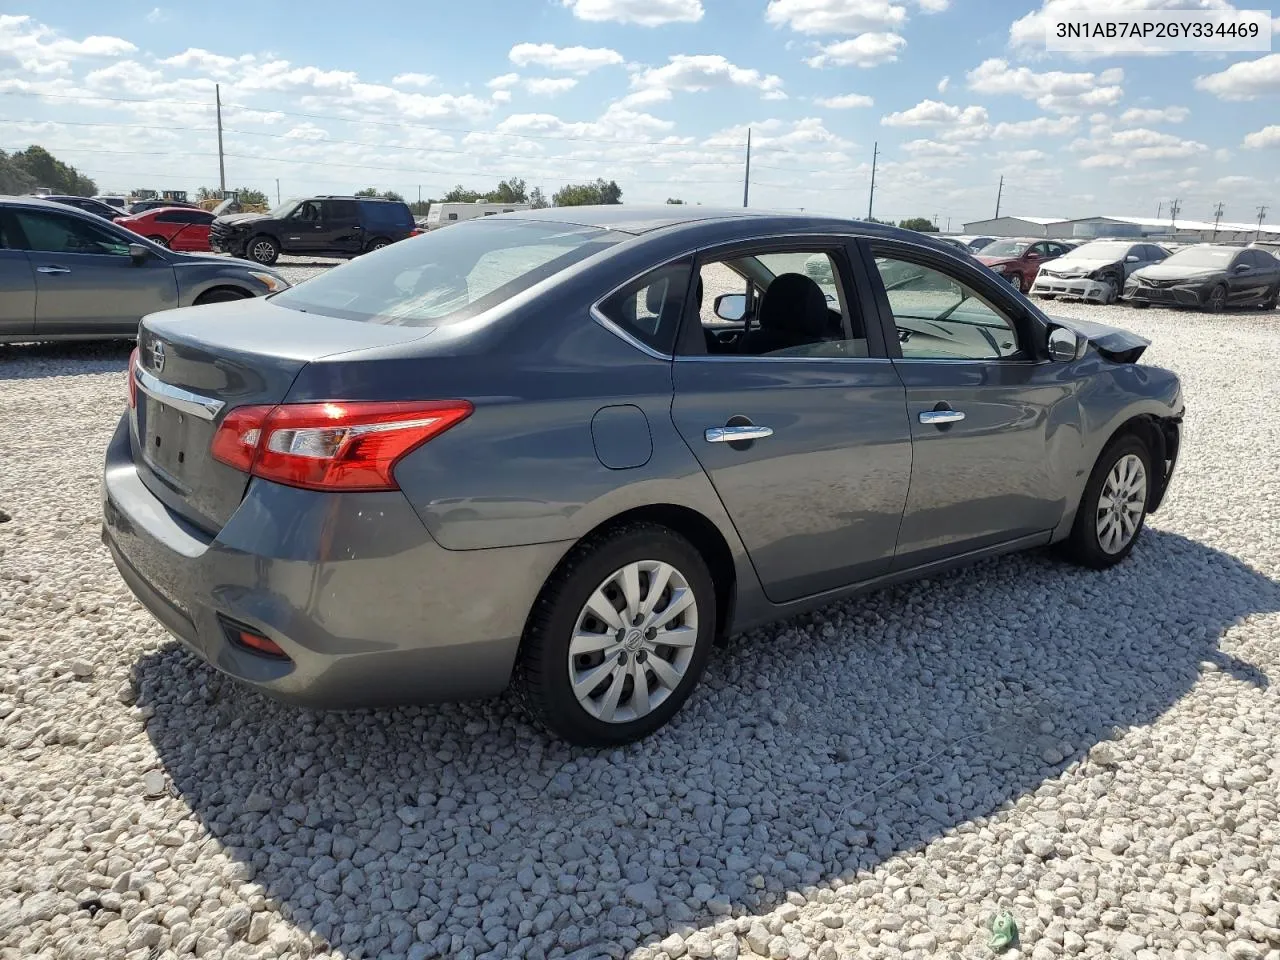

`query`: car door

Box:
[669,238,913,603]
[863,239,1077,570]
[279,199,325,254]
[1236,250,1278,303]
[10,207,178,337]
[1021,241,1055,284]
[0,211,36,337]
[324,199,363,255]
[167,210,214,252]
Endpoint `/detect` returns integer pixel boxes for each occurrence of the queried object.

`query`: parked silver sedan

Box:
[0,196,289,343]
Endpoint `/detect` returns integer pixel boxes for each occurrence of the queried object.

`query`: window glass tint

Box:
[596,260,691,354]
[14,210,131,256]
[361,201,414,231]
[981,239,1031,257]
[290,200,322,221]
[272,219,621,326]
[694,250,867,358]
[874,255,1021,360]
[325,199,358,221]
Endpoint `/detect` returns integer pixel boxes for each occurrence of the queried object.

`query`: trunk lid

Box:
[133,297,434,532]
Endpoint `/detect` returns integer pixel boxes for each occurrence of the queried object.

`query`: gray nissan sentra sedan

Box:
[102,207,1184,745]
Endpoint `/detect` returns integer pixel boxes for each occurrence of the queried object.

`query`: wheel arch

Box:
[1095,413,1178,513]
[193,284,253,305]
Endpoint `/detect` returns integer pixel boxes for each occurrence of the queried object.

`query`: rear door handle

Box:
[919,410,965,425]
[705,425,773,443]
[36,265,71,275]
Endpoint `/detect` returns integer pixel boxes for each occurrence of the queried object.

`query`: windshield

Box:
[268,198,301,218]
[272,219,622,326]
[980,239,1030,257]
[1065,241,1131,259]
[1165,247,1237,267]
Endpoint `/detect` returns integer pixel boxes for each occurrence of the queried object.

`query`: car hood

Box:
[215,212,268,227]
[1132,263,1223,281]
[1041,257,1117,274]
[1047,313,1149,362]
[976,254,1019,266]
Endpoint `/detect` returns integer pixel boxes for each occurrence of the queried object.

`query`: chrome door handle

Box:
[919,410,965,425]
[36,265,71,275]
[705,425,773,443]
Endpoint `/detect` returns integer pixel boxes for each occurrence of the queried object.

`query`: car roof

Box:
[122,205,200,216]
[1,195,105,213]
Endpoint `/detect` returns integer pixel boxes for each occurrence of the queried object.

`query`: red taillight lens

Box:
[235,629,288,658]
[409,228,422,236]
[210,400,472,491]
[127,347,139,409]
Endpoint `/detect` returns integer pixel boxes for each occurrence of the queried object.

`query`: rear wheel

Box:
[1205,284,1227,313]
[146,235,169,248]
[1059,434,1152,569]
[248,235,279,265]
[517,523,716,745]
[365,236,391,253]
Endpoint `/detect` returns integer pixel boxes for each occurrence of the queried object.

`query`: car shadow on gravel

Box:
[0,340,133,379]
[133,529,1279,959]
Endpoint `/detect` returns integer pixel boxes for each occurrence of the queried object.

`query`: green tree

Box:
[898,217,939,232]
[529,186,548,209]
[552,178,622,207]
[666,198,685,204]
[0,150,36,195]
[862,215,891,225]
[409,200,431,216]
[355,186,405,201]
[355,187,379,197]
[234,187,268,207]
[442,185,483,203]
[485,177,527,204]
[196,186,221,202]
[10,145,96,195]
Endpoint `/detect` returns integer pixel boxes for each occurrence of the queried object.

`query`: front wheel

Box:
[1262,284,1279,310]
[1058,434,1152,569]
[517,523,716,745]
[1205,284,1227,313]
[146,235,169,248]
[248,235,279,265]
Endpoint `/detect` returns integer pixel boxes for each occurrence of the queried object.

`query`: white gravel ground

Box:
[1,291,1279,960]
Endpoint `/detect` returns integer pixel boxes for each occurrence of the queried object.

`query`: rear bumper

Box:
[101,414,565,708]
[1031,275,1112,302]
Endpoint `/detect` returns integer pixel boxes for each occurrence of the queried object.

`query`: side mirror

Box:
[714,292,747,322]
[128,243,151,265]
[1047,326,1082,362]
[1125,254,1139,262]
[1233,263,1250,274]
[1024,251,1041,260]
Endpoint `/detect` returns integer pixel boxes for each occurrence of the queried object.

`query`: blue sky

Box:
[1,1,1277,226]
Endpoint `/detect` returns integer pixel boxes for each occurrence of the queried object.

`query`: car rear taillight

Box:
[127,347,139,409]
[210,400,472,491]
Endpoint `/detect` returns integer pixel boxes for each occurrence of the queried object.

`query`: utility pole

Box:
[994,175,1004,219]
[275,178,280,204]
[867,141,878,220]
[1156,201,1163,220]
[742,128,751,208]
[1258,205,1270,241]
[417,184,422,207]
[946,216,951,232]
[1169,198,1181,232]
[1212,202,1225,240]
[215,83,226,196]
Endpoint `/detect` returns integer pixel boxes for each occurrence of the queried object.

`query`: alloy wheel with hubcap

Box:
[569,560,698,724]
[250,238,279,265]
[1207,285,1227,313]
[1096,453,1147,555]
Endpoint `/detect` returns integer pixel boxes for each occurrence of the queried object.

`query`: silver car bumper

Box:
[1031,275,1113,302]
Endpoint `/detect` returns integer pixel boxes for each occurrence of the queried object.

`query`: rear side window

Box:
[360,200,414,232]
[596,259,692,355]
[272,219,622,326]
[325,199,358,222]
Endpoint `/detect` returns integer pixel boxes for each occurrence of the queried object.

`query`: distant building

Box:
[963,213,1280,244]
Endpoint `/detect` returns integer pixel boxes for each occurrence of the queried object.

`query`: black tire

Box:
[1262,284,1278,310]
[517,522,717,746]
[194,288,249,306]
[1098,273,1120,305]
[1039,293,1056,300]
[365,236,391,253]
[247,235,279,265]
[145,235,169,248]
[1058,433,1153,569]
[1205,283,1227,313]
[1129,300,1150,309]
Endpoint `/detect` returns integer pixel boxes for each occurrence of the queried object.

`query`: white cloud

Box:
[917,0,949,9]
[487,72,521,90]
[807,32,906,68]
[937,75,950,93]
[1080,153,1126,169]
[145,7,166,23]
[1005,148,1049,163]
[1118,105,1188,124]
[560,0,704,26]
[815,92,874,108]
[882,98,987,127]
[282,122,328,140]
[508,42,623,73]
[990,115,1080,138]
[160,48,239,73]
[392,72,435,87]
[1010,0,1241,51]
[765,0,907,34]
[1195,54,1280,100]
[1072,123,1210,166]
[0,14,136,74]
[1243,125,1280,149]
[967,58,1123,111]
[491,89,512,103]
[902,138,963,156]
[629,54,785,101]
[525,77,578,96]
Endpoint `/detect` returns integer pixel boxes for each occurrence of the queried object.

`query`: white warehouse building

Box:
[963,214,1280,244]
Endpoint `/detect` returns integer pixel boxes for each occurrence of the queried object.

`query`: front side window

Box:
[272,219,622,326]
[13,211,131,256]
[690,248,867,358]
[596,259,691,355]
[289,201,322,222]
[874,255,1022,361]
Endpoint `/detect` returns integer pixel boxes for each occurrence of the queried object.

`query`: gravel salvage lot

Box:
[1,291,1279,960]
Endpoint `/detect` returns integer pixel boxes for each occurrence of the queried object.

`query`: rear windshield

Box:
[271,219,622,326]
[360,200,414,231]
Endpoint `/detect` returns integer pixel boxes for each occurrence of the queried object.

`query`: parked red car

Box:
[976,238,1072,293]
[115,206,216,252]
